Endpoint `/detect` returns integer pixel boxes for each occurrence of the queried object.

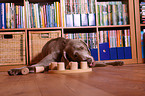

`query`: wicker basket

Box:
[0,32,26,65]
[29,31,61,64]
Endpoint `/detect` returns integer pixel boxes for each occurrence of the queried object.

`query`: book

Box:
[108,2,112,25]
[122,4,128,25]
[0,3,2,29]
[112,2,118,25]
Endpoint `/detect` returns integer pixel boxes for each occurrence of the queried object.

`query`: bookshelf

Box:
[0,0,137,65]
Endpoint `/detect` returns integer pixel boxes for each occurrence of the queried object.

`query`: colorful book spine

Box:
[0,3,2,29]
[102,2,108,26]
[112,2,118,25]
[108,2,112,25]
[122,4,128,25]
[117,1,123,25]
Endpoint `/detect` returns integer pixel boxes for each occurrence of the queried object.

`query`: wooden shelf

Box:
[27,27,62,31]
[63,26,97,29]
[140,24,145,27]
[134,0,145,63]
[0,28,26,32]
[98,25,130,28]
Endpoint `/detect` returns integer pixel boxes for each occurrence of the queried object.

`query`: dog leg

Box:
[92,61,124,67]
[104,61,124,66]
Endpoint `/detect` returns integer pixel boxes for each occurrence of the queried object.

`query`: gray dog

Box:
[8,37,124,75]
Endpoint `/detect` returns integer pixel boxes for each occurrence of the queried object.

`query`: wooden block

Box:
[34,66,45,73]
[80,61,88,69]
[70,62,78,70]
[57,62,65,71]
[21,67,29,75]
[48,68,92,74]
[49,62,57,70]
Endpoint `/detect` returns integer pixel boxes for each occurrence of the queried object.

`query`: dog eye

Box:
[77,46,84,50]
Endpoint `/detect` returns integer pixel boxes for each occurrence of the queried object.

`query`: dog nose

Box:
[87,58,92,64]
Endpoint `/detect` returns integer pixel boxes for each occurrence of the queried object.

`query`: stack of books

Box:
[62,0,96,27]
[97,1,128,26]
[98,29,130,48]
[25,0,61,28]
[0,3,25,29]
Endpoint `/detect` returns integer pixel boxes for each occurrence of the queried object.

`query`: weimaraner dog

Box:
[8,37,124,75]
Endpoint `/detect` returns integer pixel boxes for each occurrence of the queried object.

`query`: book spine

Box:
[127,29,131,47]
[30,4,33,28]
[36,4,40,28]
[20,6,23,28]
[124,29,128,47]
[97,2,100,26]
[43,5,47,27]
[22,6,25,28]
[98,2,103,26]
[112,2,117,25]
[122,4,128,25]
[108,2,112,25]
[6,3,10,29]
[117,1,123,25]
[28,3,31,28]
[102,2,108,26]
[0,3,1,28]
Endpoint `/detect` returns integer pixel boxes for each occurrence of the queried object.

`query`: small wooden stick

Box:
[50,62,57,70]
[80,61,88,69]
[8,67,29,76]
[70,62,78,70]
[57,62,65,70]
[34,66,45,73]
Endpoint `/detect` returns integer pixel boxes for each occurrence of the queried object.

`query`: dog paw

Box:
[8,69,20,76]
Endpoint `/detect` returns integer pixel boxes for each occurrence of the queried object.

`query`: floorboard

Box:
[0,64,145,96]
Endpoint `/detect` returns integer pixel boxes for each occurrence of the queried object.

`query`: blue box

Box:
[124,47,132,59]
[117,47,125,59]
[99,43,110,60]
[90,48,98,61]
[109,48,117,60]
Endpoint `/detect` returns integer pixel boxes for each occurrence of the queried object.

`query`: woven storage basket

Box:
[29,31,61,64]
[0,32,26,65]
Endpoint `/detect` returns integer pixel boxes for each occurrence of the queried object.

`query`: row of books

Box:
[0,3,25,29]
[97,1,128,26]
[64,29,131,60]
[25,0,61,28]
[65,33,97,49]
[99,29,131,60]
[61,0,96,27]
[99,29,131,48]
[140,1,145,24]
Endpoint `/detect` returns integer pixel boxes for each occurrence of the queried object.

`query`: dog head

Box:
[62,39,95,67]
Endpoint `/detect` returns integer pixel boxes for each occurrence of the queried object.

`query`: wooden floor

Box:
[0,64,145,96]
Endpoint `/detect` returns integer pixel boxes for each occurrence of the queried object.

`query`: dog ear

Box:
[62,39,69,47]
[80,40,91,53]
[61,51,70,69]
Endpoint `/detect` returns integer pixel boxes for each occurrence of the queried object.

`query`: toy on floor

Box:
[48,61,92,74]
